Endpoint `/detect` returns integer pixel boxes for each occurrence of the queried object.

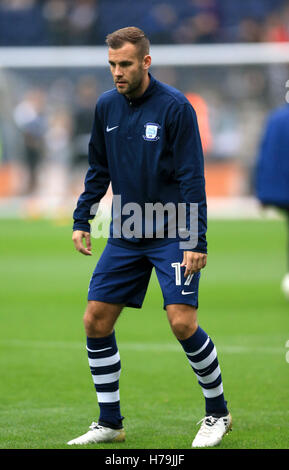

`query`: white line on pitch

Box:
[0,339,284,354]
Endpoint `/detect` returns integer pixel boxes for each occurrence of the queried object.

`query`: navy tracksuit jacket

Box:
[73,73,207,253]
[255,104,289,209]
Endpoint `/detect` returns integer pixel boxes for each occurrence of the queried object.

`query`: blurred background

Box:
[0,0,288,219]
[1,1,289,450]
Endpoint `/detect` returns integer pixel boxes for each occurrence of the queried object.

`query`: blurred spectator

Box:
[185,92,212,155]
[72,75,98,168]
[0,0,288,46]
[41,107,73,201]
[13,88,47,193]
[173,12,220,43]
[0,122,3,163]
[0,0,48,46]
[43,0,101,45]
[42,0,71,45]
[216,0,288,43]
[67,0,101,45]
[238,18,264,42]
[146,3,178,44]
[262,11,289,42]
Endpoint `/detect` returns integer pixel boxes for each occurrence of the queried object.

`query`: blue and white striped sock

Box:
[179,326,228,416]
[86,331,124,429]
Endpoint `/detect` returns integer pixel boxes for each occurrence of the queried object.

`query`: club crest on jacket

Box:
[143,122,161,141]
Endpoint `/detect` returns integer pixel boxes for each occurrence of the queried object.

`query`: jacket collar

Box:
[123,73,156,106]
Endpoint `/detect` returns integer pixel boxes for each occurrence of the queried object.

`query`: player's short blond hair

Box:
[106,27,150,59]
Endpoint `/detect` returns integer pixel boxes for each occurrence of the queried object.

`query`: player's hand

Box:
[181,251,207,277]
[72,230,92,256]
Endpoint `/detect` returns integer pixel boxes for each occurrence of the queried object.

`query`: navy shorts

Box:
[88,240,201,310]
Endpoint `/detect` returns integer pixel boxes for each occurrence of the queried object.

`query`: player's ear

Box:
[143,54,151,70]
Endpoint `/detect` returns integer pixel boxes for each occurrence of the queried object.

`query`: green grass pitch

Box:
[0,217,288,449]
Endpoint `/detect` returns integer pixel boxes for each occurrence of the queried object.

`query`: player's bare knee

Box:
[83,301,122,337]
[171,318,198,339]
[167,305,198,340]
[83,313,111,337]
[83,304,105,335]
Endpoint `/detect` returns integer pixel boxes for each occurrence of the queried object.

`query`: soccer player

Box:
[255,103,289,299]
[68,27,232,448]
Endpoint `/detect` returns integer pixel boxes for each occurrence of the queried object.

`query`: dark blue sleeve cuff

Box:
[73,222,91,232]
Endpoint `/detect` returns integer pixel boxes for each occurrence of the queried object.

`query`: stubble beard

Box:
[115,72,144,99]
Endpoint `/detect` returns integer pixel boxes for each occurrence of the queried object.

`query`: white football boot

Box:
[67,422,125,445]
[192,413,232,448]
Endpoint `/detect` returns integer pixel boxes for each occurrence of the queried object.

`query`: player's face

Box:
[108,42,151,99]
